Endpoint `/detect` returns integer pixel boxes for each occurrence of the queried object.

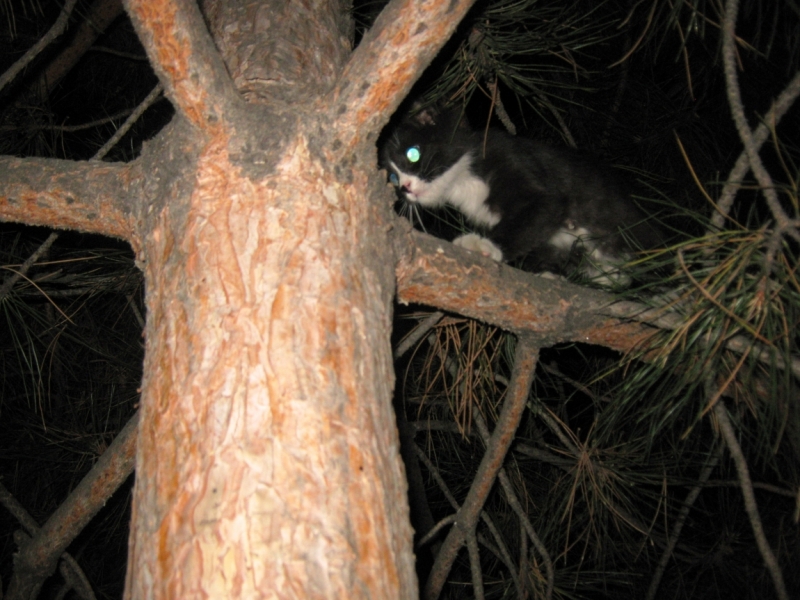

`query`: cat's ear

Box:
[408,102,439,127]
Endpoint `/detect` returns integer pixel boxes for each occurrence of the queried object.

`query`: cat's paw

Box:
[583,248,631,288]
[452,234,504,262]
[584,265,631,288]
[537,271,562,280]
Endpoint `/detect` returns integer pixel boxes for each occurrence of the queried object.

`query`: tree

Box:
[1,0,798,599]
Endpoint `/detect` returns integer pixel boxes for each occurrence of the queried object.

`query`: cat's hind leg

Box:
[452,233,504,261]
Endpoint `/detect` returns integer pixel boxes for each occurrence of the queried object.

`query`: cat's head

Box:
[380,108,463,207]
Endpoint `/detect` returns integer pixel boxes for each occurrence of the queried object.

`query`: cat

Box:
[381,109,665,285]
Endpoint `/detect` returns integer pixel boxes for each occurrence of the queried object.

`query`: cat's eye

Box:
[389,172,399,186]
[405,146,421,163]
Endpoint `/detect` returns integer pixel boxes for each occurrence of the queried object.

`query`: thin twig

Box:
[535,89,577,149]
[699,480,796,497]
[418,514,457,549]
[645,443,723,600]
[0,232,59,302]
[712,70,800,230]
[713,402,789,600]
[394,311,445,360]
[58,554,97,600]
[476,513,525,598]
[608,0,657,69]
[473,410,554,600]
[92,84,164,161]
[721,0,798,239]
[466,534,485,600]
[0,0,79,94]
[424,337,539,600]
[489,78,517,135]
[535,406,581,457]
[43,109,136,133]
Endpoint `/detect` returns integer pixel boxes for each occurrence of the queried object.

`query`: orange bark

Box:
[125,130,415,598]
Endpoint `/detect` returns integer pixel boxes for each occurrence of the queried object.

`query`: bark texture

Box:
[126,122,412,598]
[118,0,470,597]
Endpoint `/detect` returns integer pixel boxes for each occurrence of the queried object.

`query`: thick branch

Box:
[330,0,480,145]
[123,0,242,130]
[395,227,800,375]
[394,226,656,351]
[5,412,138,600]
[0,157,137,240]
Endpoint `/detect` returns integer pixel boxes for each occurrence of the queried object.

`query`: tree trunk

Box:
[125,120,414,598]
[0,0,480,596]
[121,0,418,594]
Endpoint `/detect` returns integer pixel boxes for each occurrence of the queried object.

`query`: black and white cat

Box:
[381,109,664,285]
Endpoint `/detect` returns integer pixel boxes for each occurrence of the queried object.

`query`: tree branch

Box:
[604,301,800,379]
[394,225,656,349]
[473,411,553,600]
[4,412,138,600]
[424,337,539,600]
[30,0,125,103]
[0,0,80,94]
[0,157,137,240]
[712,69,800,230]
[123,0,242,130]
[721,0,798,238]
[713,402,789,600]
[0,231,59,301]
[394,310,445,359]
[330,0,480,145]
[93,84,164,161]
[395,227,800,377]
[0,484,95,600]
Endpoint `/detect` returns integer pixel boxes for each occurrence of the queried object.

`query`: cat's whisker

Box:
[411,203,426,232]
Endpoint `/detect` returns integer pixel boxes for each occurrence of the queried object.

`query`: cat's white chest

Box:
[444,166,498,227]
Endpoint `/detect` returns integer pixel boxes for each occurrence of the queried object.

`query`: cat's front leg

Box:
[452,233,504,262]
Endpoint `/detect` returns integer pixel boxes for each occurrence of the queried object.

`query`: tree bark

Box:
[117,0,479,597]
[125,119,413,598]
[0,0,490,596]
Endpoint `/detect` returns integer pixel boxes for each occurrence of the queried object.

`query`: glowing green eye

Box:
[406,146,421,163]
